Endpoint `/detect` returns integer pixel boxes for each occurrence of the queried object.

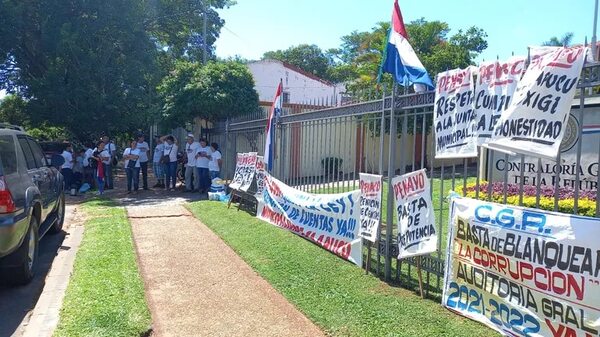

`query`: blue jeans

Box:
[61,168,73,190]
[103,163,113,189]
[166,161,177,188]
[210,171,220,180]
[140,161,149,189]
[126,167,140,191]
[197,167,210,192]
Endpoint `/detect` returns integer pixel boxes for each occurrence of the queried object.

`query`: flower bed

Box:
[461,182,598,217]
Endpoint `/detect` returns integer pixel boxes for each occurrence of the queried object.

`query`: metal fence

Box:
[210,62,600,298]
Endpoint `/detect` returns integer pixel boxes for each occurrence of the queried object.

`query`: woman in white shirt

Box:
[123,140,141,194]
[163,135,179,191]
[209,142,222,179]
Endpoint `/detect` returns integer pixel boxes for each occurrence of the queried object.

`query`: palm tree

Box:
[542,32,574,47]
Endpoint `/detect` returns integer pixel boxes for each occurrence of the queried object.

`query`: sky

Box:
[215,0,597,63]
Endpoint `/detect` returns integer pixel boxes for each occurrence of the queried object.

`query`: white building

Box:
[247,59,345,106]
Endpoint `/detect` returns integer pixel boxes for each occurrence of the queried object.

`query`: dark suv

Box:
[0,124,65,285]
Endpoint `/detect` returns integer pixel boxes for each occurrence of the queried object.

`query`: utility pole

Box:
[593,0,599,60]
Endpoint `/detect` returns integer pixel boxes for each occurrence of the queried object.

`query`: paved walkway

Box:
[126,202,324,337]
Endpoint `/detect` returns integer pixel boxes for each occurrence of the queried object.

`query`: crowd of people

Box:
[59,133,222,196]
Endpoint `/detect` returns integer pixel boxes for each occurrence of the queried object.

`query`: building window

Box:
[282,91,290,104]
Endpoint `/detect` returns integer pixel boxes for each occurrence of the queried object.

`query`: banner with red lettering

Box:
[229,152,258,192]
[487,46,588,159]
[359,173,383,243]
[254,155,266,200]
[434,67,478,159]
[475,57,526,146]
[257,174,363,266]
[391,169,437,258]
[229,153,245,190]
[443,197,600,337]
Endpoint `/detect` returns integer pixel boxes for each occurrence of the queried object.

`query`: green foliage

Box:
[542,32,574,47]
[55,199,151,337]
[263,44,334,82]
[0,95,28,126]
[187,201,495,337]
[158,60,259,128]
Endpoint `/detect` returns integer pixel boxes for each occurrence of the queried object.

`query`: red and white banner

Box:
[257,174,362,266]
[359,173,383,243]
[229,152,257,192]
[254,155,266,200]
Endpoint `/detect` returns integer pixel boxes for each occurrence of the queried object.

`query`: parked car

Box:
[39,141,66,161]
[0,124,65,286]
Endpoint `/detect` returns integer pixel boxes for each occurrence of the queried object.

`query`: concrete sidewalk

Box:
[127,203,325,337]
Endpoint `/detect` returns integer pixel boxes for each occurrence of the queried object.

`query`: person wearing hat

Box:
[135,133,150,190]
[184,133,200,192]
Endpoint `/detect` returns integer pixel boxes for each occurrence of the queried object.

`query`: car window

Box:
[18,136,37,170]
[27,138,48,167]
[0,135,18,175]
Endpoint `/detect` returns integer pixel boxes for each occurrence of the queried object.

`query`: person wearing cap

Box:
[184,133,200,192]
[135,133,150,190]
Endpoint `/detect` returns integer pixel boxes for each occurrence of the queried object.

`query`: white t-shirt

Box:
[123,148,141,168]
[61,150,73,170]
[83,148,94,167]
[106,142,117,156]
[136,141,150,163]
[153,143,165,163]
[195,146,212,168]
[209,150,222,172]
[185,142,200,167]
[163,143,178,162]
[98,149,111,165]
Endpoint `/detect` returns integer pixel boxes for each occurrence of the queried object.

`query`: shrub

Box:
[321,157,343,175]
[461,182,597,217]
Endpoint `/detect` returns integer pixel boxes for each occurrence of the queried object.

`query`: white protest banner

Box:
[434,67,478,159]
[254,155,266,200]
[488,46,587,159]
[359,173,382,243]
[475,57,526,146]
[443,197,600,337]
[391,169,437,258]
[229,153,245,190]
[239,152,257,192]
[257,174,362,266]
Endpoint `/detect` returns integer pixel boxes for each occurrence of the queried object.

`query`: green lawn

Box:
[54,199,152,337]
[187,201,496,337]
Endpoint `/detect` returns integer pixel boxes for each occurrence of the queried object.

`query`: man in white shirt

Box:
[195,138,212,193]
[61,142,74,191]
[152,135,166,188]
[184,134,200,192]
[83,142,95,187]
[101,135,116,189]
[135,133,151,190]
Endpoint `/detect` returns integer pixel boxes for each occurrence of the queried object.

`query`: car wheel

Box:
[1,217,39,286]
[48,192,65,234]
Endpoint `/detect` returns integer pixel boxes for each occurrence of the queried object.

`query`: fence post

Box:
[385,84,397,281]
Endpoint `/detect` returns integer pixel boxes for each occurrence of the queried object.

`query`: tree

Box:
[0,95,29,126]
[263,44,334,82]
[542,32,574,47]
[158,60,259,128]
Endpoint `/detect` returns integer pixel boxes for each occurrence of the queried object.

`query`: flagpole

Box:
[276,78,284,178]
[593,0,598,61]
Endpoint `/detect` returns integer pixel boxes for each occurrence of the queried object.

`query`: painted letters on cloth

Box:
[257,174,363,266]
[229,153,245,190]
[443,197,600,336]
[392,169,436,258]
[475,57,526,145]
[488,46,587,159]
[434,67,478,158]
[359,173,383,242]
[239,152,257,192]
[254,156,266,200]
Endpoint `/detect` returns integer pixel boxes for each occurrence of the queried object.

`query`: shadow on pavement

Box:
[0,230,67,337]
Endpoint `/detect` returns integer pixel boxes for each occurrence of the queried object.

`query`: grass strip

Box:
[188,201,495,337]
[54,199,151,337]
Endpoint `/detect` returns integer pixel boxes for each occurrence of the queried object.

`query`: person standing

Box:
[123,140,141,194]
[101,135,116,189]
[152,135,166,188]
[83,142,95,187]
[184,134,200,192]
[195,138,212,193]
[60,142,75,191]
[163,135,178,191]
[136,133,150,190]
[209,142,222,180]
[92,141,110,195]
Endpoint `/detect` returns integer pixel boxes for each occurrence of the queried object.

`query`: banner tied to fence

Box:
[434,66,478,159]
[359,173,383,243]
[254,155,266,200]
[488,46,588,159]
[391,169,437,258]
[229,152,258,192]
[476,57,526,146]
[257,174,363,266]
[443,197,600,337]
